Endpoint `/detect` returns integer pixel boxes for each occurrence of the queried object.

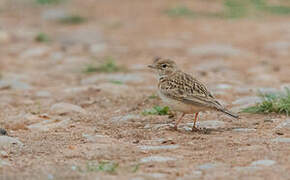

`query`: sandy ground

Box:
[1,0,290,179]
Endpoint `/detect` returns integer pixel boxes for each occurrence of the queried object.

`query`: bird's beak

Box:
[148,64,156,69]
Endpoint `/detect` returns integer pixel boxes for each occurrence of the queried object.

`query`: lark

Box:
[148,57,239,131]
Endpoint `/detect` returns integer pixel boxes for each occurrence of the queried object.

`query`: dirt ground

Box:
[1,0,290,179]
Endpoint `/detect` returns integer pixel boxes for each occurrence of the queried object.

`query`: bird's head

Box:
[148,57,178,77]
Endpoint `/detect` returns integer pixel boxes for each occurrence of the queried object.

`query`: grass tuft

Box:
[86,161,118,173]
[36,0,64,4]
[142,106,170,116]
[59,15,87,24]
[242,88,290,116]
[35,33,50,42]
[165,6,194,17]
[83,57,123,73]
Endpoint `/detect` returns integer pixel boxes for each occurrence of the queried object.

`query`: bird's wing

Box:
[159,71,223,109]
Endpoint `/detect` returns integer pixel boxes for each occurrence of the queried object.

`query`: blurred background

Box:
[1,0,290,179]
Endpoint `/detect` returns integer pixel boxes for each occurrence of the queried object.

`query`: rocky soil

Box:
[1,0,290,179]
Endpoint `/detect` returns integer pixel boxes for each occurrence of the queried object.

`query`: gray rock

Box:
[148,173,167,178]
[274,119,290,134]
[140,156,176,163]
[35,91,51,98]
[0,30,10,43]
[186,120,226,130]
[81,73,144,85]
[272,137,290,143]
[232,128,256,133]
[197,162,224,170]
[265,41,290,55]
[250,160,276,166]
[257,87,278,94]
[111,114,141,124]
[188,44,243,56]
[0,136,23,149]
[0,79,31,90]
[234,166,261,172]
[42,9,68,20]
[27,118,70,132]
[50,103,86,115]
[232,96,262,106]
[82,133,109,143]
[138,145,179,151]
[20,47,50,58]
[0,159,10,167]
[89,43,107,54]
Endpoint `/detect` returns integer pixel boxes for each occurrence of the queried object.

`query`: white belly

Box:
[158,91,208,114]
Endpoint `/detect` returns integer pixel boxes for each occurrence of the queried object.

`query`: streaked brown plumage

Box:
[148,57,238,131]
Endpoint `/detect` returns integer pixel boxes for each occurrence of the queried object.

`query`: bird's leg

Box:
[192,112,199,132]
[174,113,185,130]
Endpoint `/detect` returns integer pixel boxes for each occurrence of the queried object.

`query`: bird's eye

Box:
[162,64,167,68]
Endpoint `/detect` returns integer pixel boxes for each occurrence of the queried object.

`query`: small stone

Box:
[251,160,276,166]
[111,114,140,124]
[0,128,7,136]
[50,103,86,115]
[35,91,51,98]
[42,9,68,20]
[257,87,278,94]
[197,163,223,170]
[0,136,23,149]
[138,145,179,151]
[0,79,31,90]
[140,156,176,163]
[0,159,10,167]
[186,120,225,130]
[272,137,290,143]
[232,96,262,106]
[20,47,50,58]
[274,119,290,135]
[148,173,167,178]
[89,43,107,54]
[232,128,256,133]
[27,118,70,132]
[0,30,10,43]
[188,44,243,56]
[0,151,8,157]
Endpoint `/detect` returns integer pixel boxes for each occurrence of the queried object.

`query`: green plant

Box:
[165,6,194,17]
[36,0,64,4]
[148,94,158,99]
[86,161,118,173]
[110,80,123,85]
[84,57,123,73]
[59,15,87,24]
[35,33,50,42]
[142,106,170,116]
[242,88,290,115]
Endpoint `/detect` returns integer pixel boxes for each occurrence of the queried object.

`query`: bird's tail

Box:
[218,108,239,119]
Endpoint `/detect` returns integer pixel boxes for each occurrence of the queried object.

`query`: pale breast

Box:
[158,90,209,114]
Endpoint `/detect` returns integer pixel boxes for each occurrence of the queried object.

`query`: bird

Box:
[148,57,239,132]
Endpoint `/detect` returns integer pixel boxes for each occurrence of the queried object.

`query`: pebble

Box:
[232,96,262,106]
[42,9,68,20]
[185,120,225,130]
[188,44,243,56]
[0,136,23,149]
[0,79,31,90]
[138,145,179,151]
[232,128,256,133]
[28,118,70,132]
[0,128,7,136]
[35,91,51,98]
[0,30,10,43]
[20,47,50,58]
[140,156,176,163]
[89,43,107,54]
[50,103,86,115]
[271,137,290,143]
[197,162,224,170]
[250,160,276,166]
[274,119,290,135]
[111,114,141,124]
